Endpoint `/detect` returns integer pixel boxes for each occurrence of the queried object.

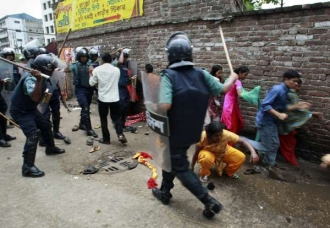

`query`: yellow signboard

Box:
[55,0,143,33]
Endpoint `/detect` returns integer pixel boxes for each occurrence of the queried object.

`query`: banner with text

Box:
[55,0,143,33]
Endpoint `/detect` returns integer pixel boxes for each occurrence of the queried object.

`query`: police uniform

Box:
[10,54,65,178]
[151,32,228,219]
[70,48,97,137]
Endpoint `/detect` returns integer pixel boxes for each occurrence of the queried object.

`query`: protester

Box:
[151,31,238,219]
[10,54,65,178]
[243,70,311,168]
[205,65,223,125]
[278,79,323,167]
[89,53,127,144]
[191,121,259,181]
[221,66,250,134]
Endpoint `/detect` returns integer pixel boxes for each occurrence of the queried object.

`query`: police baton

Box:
[0,112,20,129]
[0,57,50,79]
[219,26,234,74]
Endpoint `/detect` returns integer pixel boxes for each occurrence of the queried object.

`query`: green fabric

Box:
[278,90,312,135]
[240,86,261,106]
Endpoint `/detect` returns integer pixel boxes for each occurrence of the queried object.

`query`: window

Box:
[50,25,54,33]
[14,21,20,24]
[43,3,46,10]
[48,1,51,8]
[52,0,55,4]
[17,39,22,41]
[47,38,51,44]
[49,13,53,21]
[15,29,21,32]
[30,37,33,40]
[46,27,49,34]
[44,15,48,22]
[29,29,32,31]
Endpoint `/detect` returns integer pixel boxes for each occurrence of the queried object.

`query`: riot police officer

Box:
[89,48,100,68]
[38,47,66,140]
[23,45,40,68]
[0,48,18,146]
[65,48,98,137]
[10,54,65,178]
[151,32,238,219]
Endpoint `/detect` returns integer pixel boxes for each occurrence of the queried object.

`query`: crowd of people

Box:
[0,31,329,219]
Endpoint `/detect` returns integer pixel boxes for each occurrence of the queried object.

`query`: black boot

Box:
[38,132,45,147]
[201,195,223,219]
[0,139,11,147]
[78,110,87,130]
[43,128,65,155]
[22,132,45,178]
[82,107,98,138]
[53,114,65,140]
[45,146,65,155]
[152,187,172,205]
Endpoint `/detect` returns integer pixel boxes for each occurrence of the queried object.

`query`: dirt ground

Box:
[0,102,329,228]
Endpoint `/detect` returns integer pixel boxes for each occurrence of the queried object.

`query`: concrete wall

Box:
[57,2,330,161]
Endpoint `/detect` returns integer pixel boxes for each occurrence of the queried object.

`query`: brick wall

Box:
[57,2,330,161]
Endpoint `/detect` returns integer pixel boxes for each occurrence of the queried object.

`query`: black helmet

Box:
[76,47,89,62]
[89,48,98,59]
[31,54,58,76]
[165,31,194,68]
[39,47,48,54]
[23,46,40,60]
[2,48,15,58]
[123,49,130,58]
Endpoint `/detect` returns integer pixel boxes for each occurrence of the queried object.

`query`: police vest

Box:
[72,62,91,87]
[164,67,210,147]
[10,74,47,113]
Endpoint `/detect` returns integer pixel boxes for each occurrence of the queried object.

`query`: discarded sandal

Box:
[72,125,79,131]
[127,160,139,170]
[244,169,261,175]
[83,165,98,174]
[89,146,101,153]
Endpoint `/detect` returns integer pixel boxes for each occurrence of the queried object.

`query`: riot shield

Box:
[0,59,14,116]
[141,71,171,172]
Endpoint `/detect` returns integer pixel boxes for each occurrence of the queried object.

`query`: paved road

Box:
[0,103,329,228]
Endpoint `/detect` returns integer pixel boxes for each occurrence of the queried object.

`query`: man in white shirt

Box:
[89,53,127,144]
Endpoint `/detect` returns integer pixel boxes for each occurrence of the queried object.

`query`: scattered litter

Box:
[89,145,101,153]
[258,204,263,209]
[94,125,101,129]
[73,176,79,180]
[72,107,82,111]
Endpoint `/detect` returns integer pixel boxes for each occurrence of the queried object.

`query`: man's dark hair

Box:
[145,63,153,73]
[283,70,301,80]
[205,121,224,138]
[101,53,112,63]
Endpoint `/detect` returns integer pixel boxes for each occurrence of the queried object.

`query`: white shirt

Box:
[89,63,120,103]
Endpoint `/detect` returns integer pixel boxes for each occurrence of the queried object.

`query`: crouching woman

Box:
[191,121,259,181]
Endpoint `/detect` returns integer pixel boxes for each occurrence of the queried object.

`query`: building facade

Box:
[40,0,58,45]
[0,13,44,54]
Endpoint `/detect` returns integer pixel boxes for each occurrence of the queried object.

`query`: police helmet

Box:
[123,49,130,58]
[76,47,89,62]
[165,31,194,68]
[2,48,15,58]
[23,46,40,60]
[31,54,58,76]
[39,47,49,54]
[89,48,98,59]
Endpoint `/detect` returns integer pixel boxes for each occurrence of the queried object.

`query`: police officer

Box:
[0,48,18,145]
[3,48,21,85]
[23,45,40,68]
[151,32,238,219]
[10,54,65,178]
[65,48,97,137]
[89,48,100,68]
[112,49,131,132]
[38,47,66,140]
